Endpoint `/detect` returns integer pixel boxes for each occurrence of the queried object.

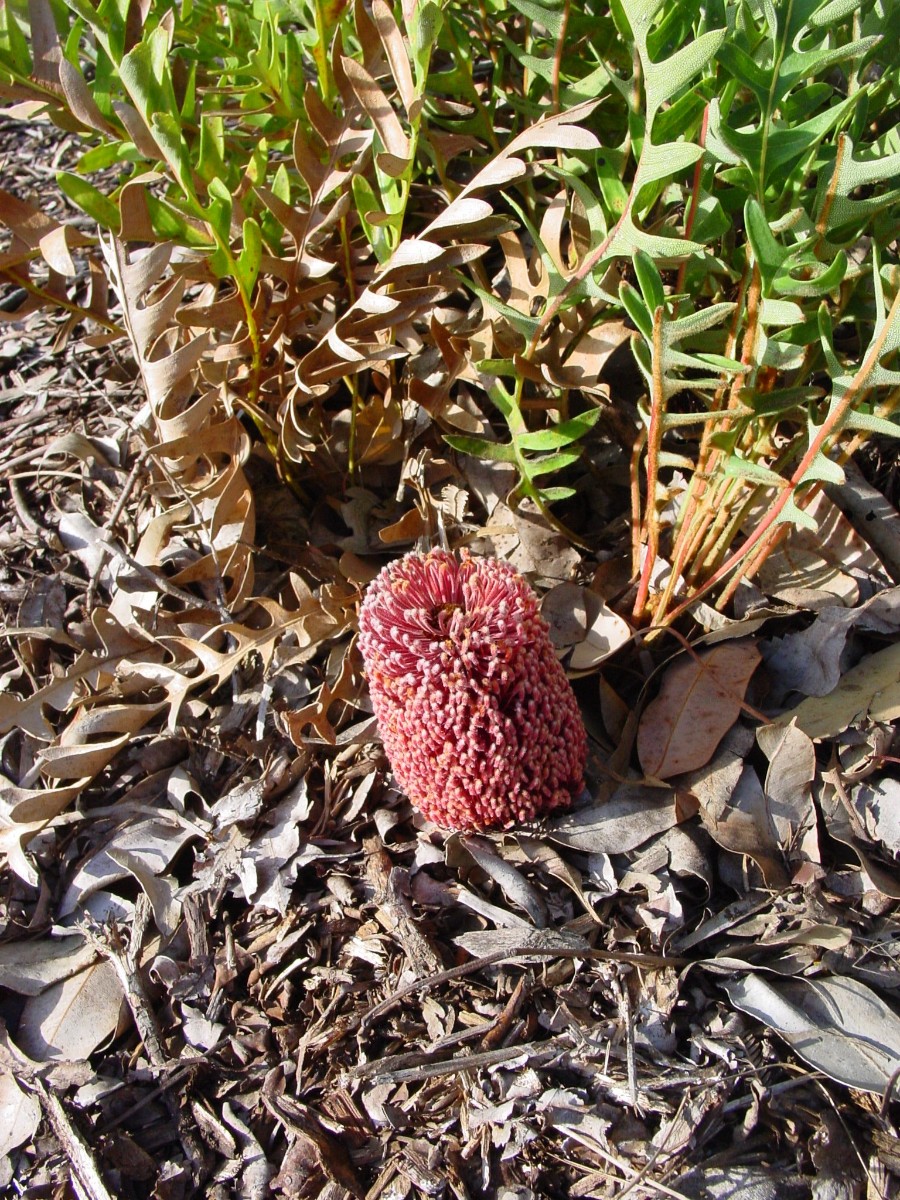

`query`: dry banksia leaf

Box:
[358,549,587,831]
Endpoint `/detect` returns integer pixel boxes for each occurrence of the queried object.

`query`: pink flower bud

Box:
[358,549,587,831]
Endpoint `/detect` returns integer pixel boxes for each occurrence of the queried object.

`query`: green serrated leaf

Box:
[150,112,198,206]
[668,303,737,341]
[775,494,819,532]
[236,217,262,295]
[477,358,518,378]
[798,451,845,487]
[206,176,234,243]
[745,198,787,290]
[843,411,900,438]
[467,279,542,340]
[119,25,177,125]
[144,195,212,247]
[643,28,725,119]
[633,139,704,192]
[506,0,566,39]
[759,298,805,326]
[775,250,847,298]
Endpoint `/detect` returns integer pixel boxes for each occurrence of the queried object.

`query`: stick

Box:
[33,1078,115,1200]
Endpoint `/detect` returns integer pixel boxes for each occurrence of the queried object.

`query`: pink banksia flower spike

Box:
[358,548,587,831]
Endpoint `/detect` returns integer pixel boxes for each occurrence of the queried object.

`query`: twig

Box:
[345,944,690,1038]
[357,1036,570,1084]
[83,896,210,1182]
[364,837,445,978]
[94,528,227,615]
[32,1078,115,1200]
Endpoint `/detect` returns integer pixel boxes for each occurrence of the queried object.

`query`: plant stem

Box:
[664,285,900,626]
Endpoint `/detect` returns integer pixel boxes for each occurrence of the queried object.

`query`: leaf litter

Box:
[0,117,899,1200]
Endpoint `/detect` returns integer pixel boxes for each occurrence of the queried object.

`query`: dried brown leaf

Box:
[372,0,416,114]
[549,784,698,854]
[0,1072,41,1156]
[775,642,900,740]
[758,491,885,607]
[340,56,410,163]
[638,643,761,779]
[16,961,123,1062]
[0,935,96,997]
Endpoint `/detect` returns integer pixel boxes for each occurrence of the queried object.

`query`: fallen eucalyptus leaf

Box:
[0,1071,40,1156]
[722,972,900,1094]
[638,643,761,779]
[17,960,124,1062]
[775,642,900,739]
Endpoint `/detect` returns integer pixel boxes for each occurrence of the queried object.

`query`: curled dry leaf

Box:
[689,750,790,888]
[102,240,255,612]
[853,776,900,856]
[289,100,600,417]
[816,771,900,900]
[0,935,96,997]
[59,817,198,919]
[765,585,900,701]
[756,721,817,860]
[541,584,631,670]
[454,836,549,928]
[638,642,761,779]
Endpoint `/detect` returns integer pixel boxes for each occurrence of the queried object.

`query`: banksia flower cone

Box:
[358,549,587,831]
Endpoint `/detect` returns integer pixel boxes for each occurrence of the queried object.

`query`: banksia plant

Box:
[358,549,587,831]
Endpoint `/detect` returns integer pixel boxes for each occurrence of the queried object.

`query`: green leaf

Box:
[620,281,653,340]
[150,112,198,206]
[443,435,518,463]
[514,409,602,452]
[798,451,845,487]
[758,298,805,326]
[524,448,584,476]
[466,279,542,340]
[642,28,725,119]
[119,25,178,125]
[775,250,846,298]
[144,195,212,247]
[57,173,120,231]
[538,485,577,501]
[668,303,737,341]
[206,176,234,244]
[236,217,262,295]
[633,249,665,314]
[633,140,704,192]
[745,199,787,290]
[844,411,900,438]
[775,494,819,532]
[722,456,787,488]
[507,0,566,39]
